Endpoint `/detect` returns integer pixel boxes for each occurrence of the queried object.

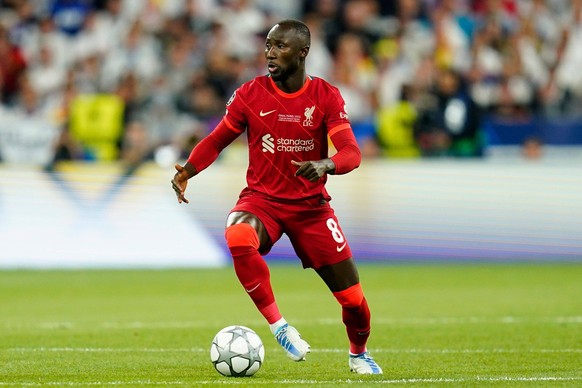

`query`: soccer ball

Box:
[210,325,265,377]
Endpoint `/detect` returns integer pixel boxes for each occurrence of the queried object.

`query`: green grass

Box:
[1,263,582,387]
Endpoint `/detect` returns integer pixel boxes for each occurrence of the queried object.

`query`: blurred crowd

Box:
[1,0,581,166]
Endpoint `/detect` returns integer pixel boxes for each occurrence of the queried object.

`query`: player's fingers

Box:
[174,163,184,172]
[171,180,181,194]
[294,163,309,176]
[171,180,188,204]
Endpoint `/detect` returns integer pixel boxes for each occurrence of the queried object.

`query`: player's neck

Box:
[273,71,307,94]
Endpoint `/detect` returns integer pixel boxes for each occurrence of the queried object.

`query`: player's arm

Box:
[328,123,361,175]
[172,118,242,203]
[291,124,361,182]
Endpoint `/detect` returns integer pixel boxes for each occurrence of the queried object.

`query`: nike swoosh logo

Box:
[259,109,276,117]
[337,242,347,252]
[245,283,261,293]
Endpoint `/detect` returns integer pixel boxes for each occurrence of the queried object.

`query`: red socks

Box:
[229,245,282,324]
[225,223,282,324]
[333,284,371,355]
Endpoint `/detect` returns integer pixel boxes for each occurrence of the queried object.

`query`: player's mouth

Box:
[268,63,279,73]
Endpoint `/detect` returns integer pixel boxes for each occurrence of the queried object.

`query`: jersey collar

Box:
[268,75,312,98]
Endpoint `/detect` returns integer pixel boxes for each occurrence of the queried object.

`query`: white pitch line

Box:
[4,347,582,354]
[3,316,582,330]
[1,376,582,386]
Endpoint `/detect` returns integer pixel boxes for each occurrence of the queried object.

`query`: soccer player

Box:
[171,19,382,375]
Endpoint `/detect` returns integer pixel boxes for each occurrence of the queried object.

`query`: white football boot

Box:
[349,351,383,374]
[274,323,311,361]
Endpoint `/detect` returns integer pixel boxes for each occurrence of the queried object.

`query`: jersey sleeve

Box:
[186,119,243,173]
[186,85,251,173]
[325,86,351,134]
[223,86,248,130]
[325,86,361,174]
[329,125,361,174]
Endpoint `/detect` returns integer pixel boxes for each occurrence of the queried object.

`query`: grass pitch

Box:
[1,263,581,387]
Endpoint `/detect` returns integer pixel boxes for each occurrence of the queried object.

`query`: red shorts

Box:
[229,190,352,269]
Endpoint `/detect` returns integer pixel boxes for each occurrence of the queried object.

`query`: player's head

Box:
[265,19,311,81]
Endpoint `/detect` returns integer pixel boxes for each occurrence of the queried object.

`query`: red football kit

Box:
[187,75,361,268]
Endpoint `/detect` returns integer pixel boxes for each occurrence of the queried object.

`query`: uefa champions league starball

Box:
[210,325,265,377]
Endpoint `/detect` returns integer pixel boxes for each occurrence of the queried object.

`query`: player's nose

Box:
[266,46,276,59]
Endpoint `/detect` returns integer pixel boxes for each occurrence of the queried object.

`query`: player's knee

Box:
[225,223,260,250]
[333,283,364,309]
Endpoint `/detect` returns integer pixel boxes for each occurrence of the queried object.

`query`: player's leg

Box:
[226,211,280,323]
[316,259,370,354]
[316,259,382,374]
[225,211,310,361]
[287,203,382,374]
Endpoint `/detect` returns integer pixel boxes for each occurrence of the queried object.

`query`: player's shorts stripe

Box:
[328,123,351,137]
[223,117,244,134]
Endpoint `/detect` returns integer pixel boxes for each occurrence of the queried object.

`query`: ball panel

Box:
[245,361,261,376]
[231,356,251,374]
[209,344,220,362]
[246,332,262,348]
[214,332,234,346]
[229,336,249,354]
[214,361,232,376]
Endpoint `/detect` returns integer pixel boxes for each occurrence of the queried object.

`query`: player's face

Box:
[265,25,305,81]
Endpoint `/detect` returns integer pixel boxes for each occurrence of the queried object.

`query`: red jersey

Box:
[188,75,360,201]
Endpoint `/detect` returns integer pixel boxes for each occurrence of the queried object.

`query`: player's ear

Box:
[300,45,310,59]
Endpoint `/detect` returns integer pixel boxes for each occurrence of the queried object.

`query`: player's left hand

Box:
[171,164,190,204]
[292,159,335,182]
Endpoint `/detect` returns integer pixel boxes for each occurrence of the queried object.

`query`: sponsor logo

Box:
[277,137,314,152]
[303,105,315,126]
[262,134,275,153]
[336,242,347,252]
[262,134,316,153]
[260,109,276,117]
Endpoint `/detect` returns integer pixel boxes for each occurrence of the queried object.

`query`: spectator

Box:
[100,20,161,92]
[19,15,71,70]
[50,0,93,36]
[375,84,420,158]
[430,0,474,72]
[120,119,151,166]
[0,76,60,165]
[0,25,27,105]
[415,68,482,157]
[27,43,67,99]
[304,13,333,79]
[330,32,378,156]
[521,136,544,160]
[3,0,582,166]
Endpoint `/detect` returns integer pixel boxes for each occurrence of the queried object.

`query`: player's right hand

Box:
[171,164,190,204]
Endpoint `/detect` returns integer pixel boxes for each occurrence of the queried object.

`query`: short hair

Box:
[275,19,311,48]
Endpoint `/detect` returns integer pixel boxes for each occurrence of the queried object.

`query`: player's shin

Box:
[225,223,281,324]
[333,283,371,355]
